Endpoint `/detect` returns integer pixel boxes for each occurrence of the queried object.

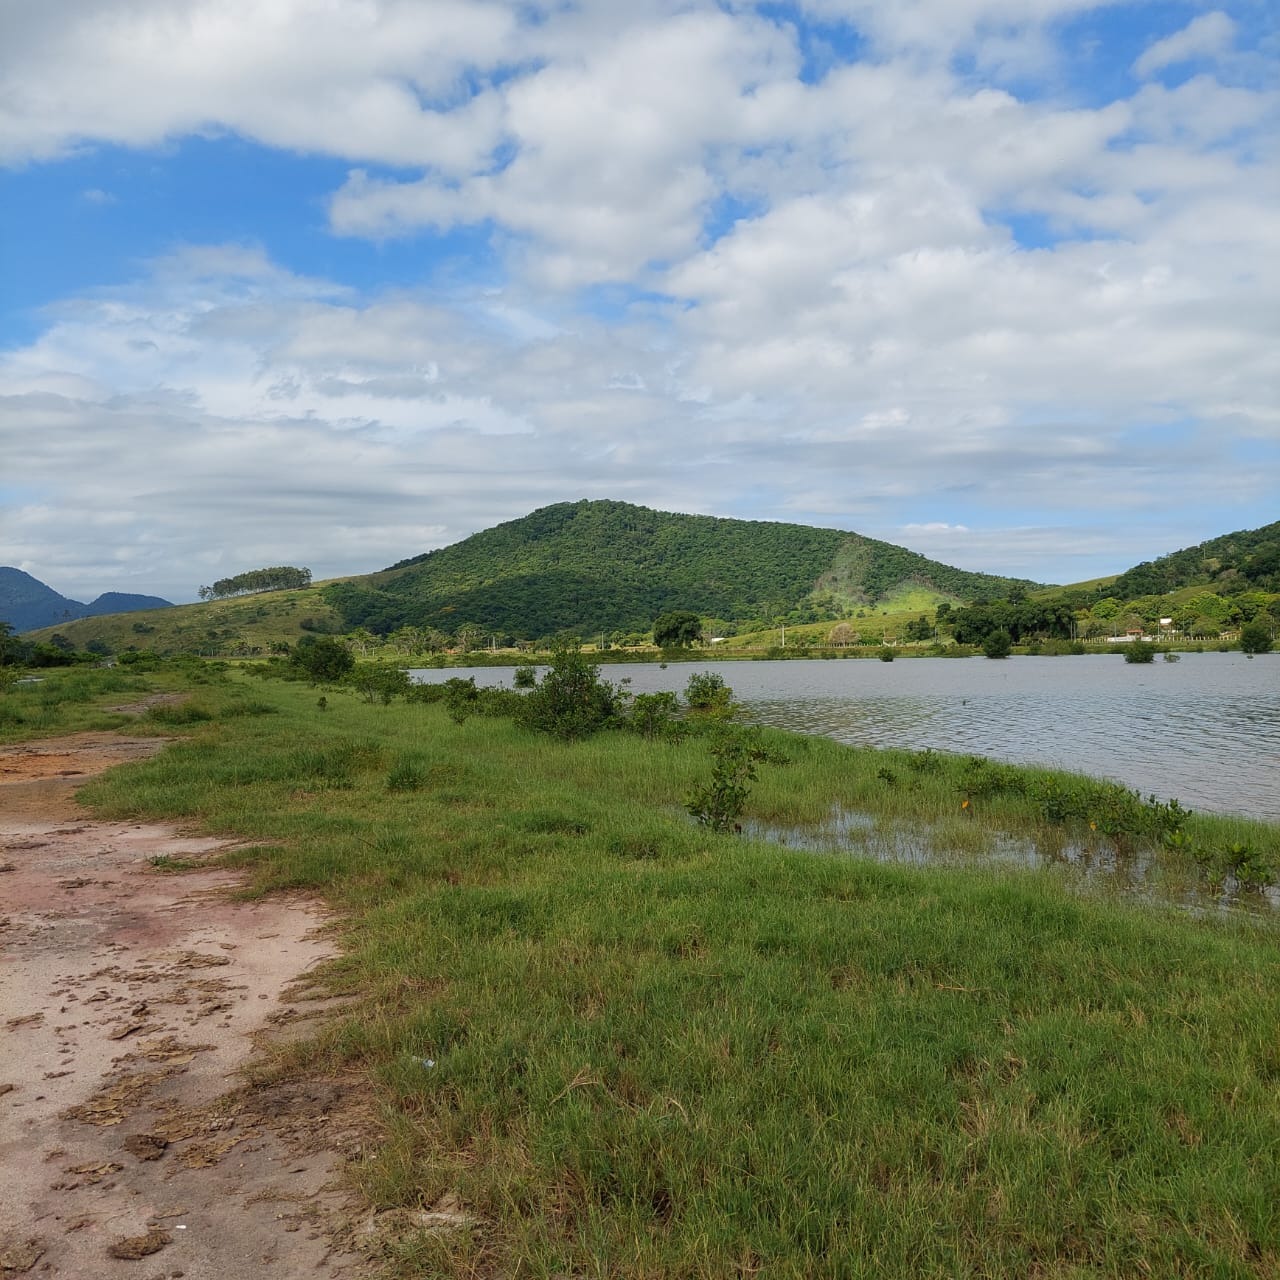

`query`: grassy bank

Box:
[9,664,1280,1277]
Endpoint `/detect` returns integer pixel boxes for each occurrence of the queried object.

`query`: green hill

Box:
[1108,520,1280,598]
[323,499,1040,639]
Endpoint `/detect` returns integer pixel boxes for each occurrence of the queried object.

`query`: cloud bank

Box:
[1,1,1276,601]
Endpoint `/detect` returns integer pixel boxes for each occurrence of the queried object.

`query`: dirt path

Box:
[0,734,372,1277]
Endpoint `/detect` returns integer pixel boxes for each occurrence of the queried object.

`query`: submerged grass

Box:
[22,663,1280,1277]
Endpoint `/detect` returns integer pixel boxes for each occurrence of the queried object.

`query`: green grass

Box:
[0,664,184,739]
[22,664,1280,1277]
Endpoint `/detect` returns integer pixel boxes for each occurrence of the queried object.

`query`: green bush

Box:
[1239,622,1273,654]
[685,726,786,833]
[683,671,733,716]
[628,691,679,738]
[515,643,622,740]
[349,664,412,704]
[982,629,1013,659]
[1124,639,1157,663]
[443,677,480,724]
[290,636,354,682]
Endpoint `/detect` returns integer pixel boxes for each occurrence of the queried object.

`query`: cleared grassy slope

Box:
[25,583,345,655]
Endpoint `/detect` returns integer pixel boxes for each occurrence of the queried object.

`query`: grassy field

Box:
[7,664,1280,1278]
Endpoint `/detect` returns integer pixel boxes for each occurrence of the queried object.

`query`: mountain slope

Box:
[324,499,1039,637]
[1108,520,1280,597]
[83,591,174,618]
[0,568,84,632]
[0,567,173,633]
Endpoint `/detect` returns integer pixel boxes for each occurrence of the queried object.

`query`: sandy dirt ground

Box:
[0,731,378,1278]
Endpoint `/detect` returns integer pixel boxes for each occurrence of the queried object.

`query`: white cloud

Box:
[0,0,517,167]
[1134,11,1237,78]
[1,3,1277,600]
[332,8,799,283]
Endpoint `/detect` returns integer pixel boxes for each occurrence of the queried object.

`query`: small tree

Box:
[1240,622,1273,654]
[291,636,354,682]
[685,726,783,833]
[628,691,679,738]
[983,629,1013,659]
[1124,639,1157,664]
[350,664,412,704]
[653,610,703,648]
[904,615,933,642]
[684,671,734,717]
[516,642,621,740]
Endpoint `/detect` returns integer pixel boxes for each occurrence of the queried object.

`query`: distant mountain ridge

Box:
[0,567,172,633]
[323,499,1041,637]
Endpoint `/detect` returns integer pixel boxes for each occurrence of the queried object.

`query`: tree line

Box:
[197,566,312,600]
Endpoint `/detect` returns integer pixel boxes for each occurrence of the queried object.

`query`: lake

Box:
[412,652,1279,822]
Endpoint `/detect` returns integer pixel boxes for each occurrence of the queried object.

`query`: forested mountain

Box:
[323,500,1038,638]
[0,567,172,633]
[1109,521,1280,597]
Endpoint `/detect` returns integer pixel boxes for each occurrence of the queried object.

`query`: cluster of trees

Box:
[197,566,312,601]
[1073,590,1280,639]
[0,622,111,669]
[949,598,1077,646]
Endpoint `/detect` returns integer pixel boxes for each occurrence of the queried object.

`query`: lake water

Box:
[412,653,1279,822]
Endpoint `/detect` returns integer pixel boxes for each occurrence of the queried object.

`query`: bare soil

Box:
[0,734,375,1277]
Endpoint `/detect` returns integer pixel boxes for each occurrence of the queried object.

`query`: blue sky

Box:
[1,0,1276,602]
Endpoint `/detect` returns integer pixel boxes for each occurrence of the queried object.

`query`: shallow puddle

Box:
[742,807,1280,920]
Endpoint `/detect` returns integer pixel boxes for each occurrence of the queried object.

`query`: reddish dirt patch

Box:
[0,736,372,1277]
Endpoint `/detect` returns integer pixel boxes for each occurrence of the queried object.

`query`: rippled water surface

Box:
[414,653,1279,821]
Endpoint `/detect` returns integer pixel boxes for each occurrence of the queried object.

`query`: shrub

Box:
[515,642,622,740]
[685,728,764,832]
[982,629,1013,659]
[443,677,480,724]
[291,636,354,682]
[684,671,734,716]
[1124,640,1157,664]
[628,691,679,738]
[350,664,412,704]
[1239,622,1273,654]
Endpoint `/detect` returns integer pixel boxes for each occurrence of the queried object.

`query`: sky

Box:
[1,1,1277,604]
